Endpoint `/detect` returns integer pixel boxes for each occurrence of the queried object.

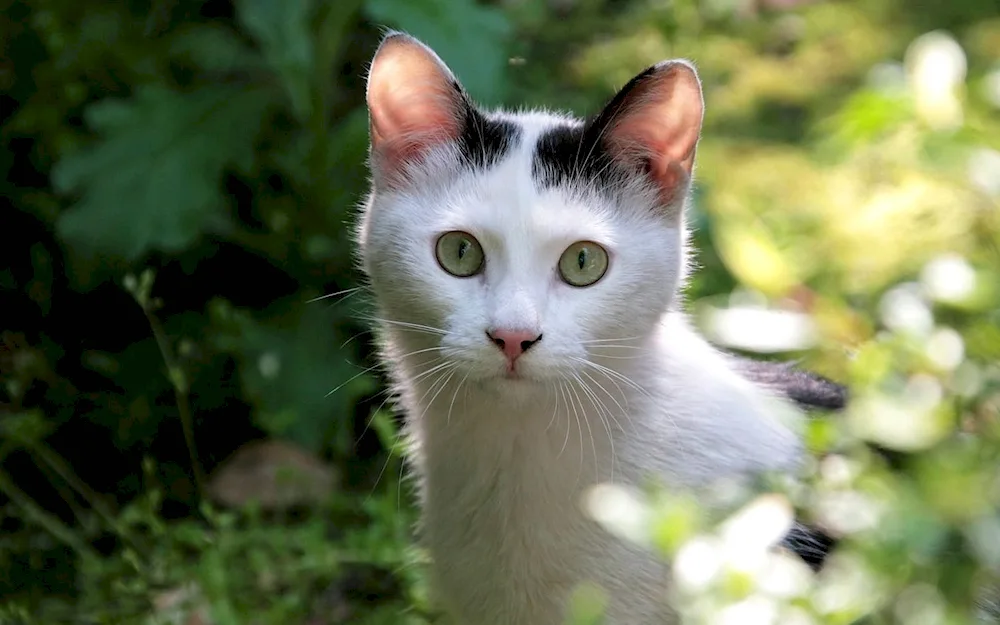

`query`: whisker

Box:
[579,336,641,344]
[578,370,627,434]
[573,372,617,483]
[339,329,371,349]
[412,362,457,403]
[368,432,398,502]
[572,357,651,398]
[446,370,471,427]
[557,380,572,458]
[330,345,449,399]
[326,361,383,397]
[582,364,631,412]
[358,387,398,443]
[360,316,448,336]
[416,366,459,423]
[565,379,588,480]
[307,286,366,304]
[544,380,561,434]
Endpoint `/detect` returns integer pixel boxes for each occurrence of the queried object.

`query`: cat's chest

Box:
[415,415,663,623]
[421,423,602,562]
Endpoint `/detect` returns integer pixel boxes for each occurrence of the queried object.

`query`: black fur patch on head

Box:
[532,65,662,192]
[455,84,521,170]
[532,121,621,191]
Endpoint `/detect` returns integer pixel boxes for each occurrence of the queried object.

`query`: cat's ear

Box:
[366,32,468,178]
[593,60,704,205]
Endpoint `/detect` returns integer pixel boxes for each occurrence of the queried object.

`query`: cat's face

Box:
[357,33,703,385]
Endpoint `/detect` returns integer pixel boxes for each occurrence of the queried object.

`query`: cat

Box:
[355,31,844,624]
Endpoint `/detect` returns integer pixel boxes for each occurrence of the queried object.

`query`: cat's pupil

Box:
[577,248,587,270]
[458,240,468,260]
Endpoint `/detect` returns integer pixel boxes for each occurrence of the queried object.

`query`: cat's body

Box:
[356,32,836,624]
[392,314,803,623]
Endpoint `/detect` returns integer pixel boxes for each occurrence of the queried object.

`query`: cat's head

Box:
[356,32,703,384]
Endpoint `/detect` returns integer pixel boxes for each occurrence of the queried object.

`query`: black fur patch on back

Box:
[455,84,521,170]
[734,356,847,570]
[735,358,847,411]
[781,523,837,571]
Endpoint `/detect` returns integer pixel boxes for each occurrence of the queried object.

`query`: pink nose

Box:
[487,329,542,363]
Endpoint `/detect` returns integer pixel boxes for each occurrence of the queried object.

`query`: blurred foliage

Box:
[2,0,999,623]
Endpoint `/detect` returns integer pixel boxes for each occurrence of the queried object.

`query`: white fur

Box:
[357,112,804,624]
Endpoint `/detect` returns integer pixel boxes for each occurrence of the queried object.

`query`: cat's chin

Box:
[493,371,538,384]
[476,369,548,391]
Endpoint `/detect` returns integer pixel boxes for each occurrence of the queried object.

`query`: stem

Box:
[143,306,207,502]
[30,443,149,558]
[0,468,96,559]
[126,270,207,503]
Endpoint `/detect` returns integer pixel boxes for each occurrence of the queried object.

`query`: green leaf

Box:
[365,0,512,103]
[236,0,315,121]
[209,299,377,454]
[169,24,266,75]
[0,411,54,452]
[53,85,272,260]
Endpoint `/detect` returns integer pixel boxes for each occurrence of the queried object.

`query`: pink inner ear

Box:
[367,37,466,172]
[605,63,705,195]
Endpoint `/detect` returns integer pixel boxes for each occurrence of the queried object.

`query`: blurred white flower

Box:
[583,483,650,546]
[814,489,882,535]
[982,66,1000,109]
[818,454,858,487]
[925,327,965,370]
[780,606,819,625]
[673,536,723,591]
[717,595,779,625]
[257,352,281,379]
[895,583,946,625]
[848,376,947,451]
[969,148,1000,197]
[756,552,813,599]
[813,554,882,616]
[908,373,944,407]
[952,361,983,397]
[905,31,967,130]
[704,305,818,353]
[718,495,794,574]
[879,282,934,335]
[921,253,977,303]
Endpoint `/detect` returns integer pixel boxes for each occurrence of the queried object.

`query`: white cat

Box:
[355,32,822,624]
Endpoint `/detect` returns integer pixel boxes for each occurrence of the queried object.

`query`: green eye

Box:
[558,241,609,287]
[435,231,485,277]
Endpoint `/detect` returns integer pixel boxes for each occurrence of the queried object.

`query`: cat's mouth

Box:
[503,368,525,381]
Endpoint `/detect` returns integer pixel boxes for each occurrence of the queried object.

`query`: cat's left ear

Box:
[594,60,704,205]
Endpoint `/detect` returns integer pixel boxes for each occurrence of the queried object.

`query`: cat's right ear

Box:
[590,60,704,211]
[366,33,468,182]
